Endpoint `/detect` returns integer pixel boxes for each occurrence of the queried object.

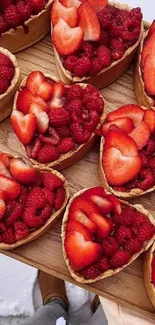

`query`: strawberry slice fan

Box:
[62,187,155,283]
[0,152,69,250]
[11,71,106,170]
[144,242,155,308]
[51,0,144,89]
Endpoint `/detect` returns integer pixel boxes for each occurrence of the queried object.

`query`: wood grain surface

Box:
[0,33,155,320]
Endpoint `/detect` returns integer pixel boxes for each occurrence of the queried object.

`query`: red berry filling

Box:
[0,50,15,95]
[0,153,66,245]
[64,187,155,280]
[11,71,104,164]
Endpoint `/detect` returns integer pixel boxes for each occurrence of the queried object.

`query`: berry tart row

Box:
[51,0,143,88]
[0,0,54,53]
[62,187,155,283]
[11,70,106,170]
[99,104,155,198]
[144,242,155,308]
[0,47,21,121]
[134,20,155,108]
[0,151,69,250]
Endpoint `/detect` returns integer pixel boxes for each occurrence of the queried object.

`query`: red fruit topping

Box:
[89,212,112,239]
[141,32,155,67]
[42,188,54,205]
[0,160,11,177]
[82,187,113,215]
[42,172,63,191]
[69,209,97,234]
[25,138,41,159]
[55,127,70,138]
[129,121,150,150]
[81,41,94,58]
[64,55,78,72]
[14,221,29,241]
[84,111,99,132]
[0,222,7,233]
[23,205,50,229]
[0,153,10,168]
[0,66,14,81]
[26,71,45,95]
[96,45,112,67]
[152,256,155,286]
[137,222,155,242]
[102,117,134,136]
[97,256,110,272]
[66,220,92,241]
[80,264,101,279]
[70,196,99,215]
[115,225,132,245]
[110,38,125,61]
[144,55,155,95]
[9,158,37,185]
[38,144,60,163]
[110,250,131,269]
[11,111,37,145]
[78,1,100,41]
[74,56,91,78]
[4,5,21,28]
[133,211,148,227]
[113,206,134,226]
[130,7,143,21]
[25,187,46,209]
[28,0,45,14]
[102,237,118,257]
[36,81,53,101]
[64,232,102,271]
[90,57,103,75]
[125,238,142,254]
[149,156,155,171]
[0,15,9,35]
[103,130,142,186]
[51,0,78,28]
[72,122,91,144]
[29,103,49,134]
[87,0,107,12]
[0,79,9,95]
[0,175,21,200]
[2,228,16,244]
[86,97,104,114]
[39,128,60,145]
[0,200,6,220]
[148,20,155,37]
[0,0,13,12]
[52,19,83,56]
[99,30,111,46]
[60,0,81,8]
[137,168,155,191]
[0,52,13,67]
[16,1,33,22]
[145,137,155,156]
[143,109,155,133]
[54,187,65,210]
[107,104,144,126]
[139,151,148,168]
[66,84,83,100]
[19,186,28,205]
[16,88,48,114]
[6,202,23,226]
[58,137,74,154]
[49,108,70,127]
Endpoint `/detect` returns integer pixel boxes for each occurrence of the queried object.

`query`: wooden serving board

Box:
[1,31,155,320]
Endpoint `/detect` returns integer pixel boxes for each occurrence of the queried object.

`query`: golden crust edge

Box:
[143,242,155,309]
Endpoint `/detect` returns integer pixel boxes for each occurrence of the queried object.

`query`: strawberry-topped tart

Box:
[0,0,54,53]
[51,0,143,88]
[99,104,155,198]
[0,151,69,249]
[0,47,21,121]
[62,186,155,283]
[11,70,106,170]
[144,242,155,308]
[134,21,155,108]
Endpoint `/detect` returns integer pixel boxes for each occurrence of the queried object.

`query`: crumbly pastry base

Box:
[0,0,54,53]
[0,47,21,121]
[13,74,107,171]
[53,2,144,89]
[143,242,155,308]
[0,152,69,250]
[61,188,155,283]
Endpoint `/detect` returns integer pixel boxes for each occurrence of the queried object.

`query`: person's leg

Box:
[21,272,68,325]
[88,298,108,325]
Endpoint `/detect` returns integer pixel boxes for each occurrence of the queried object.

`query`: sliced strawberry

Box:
[143,54,155,96]
[107,105,144,127]
[66,220,93,241]
[87,0,108,12]
[78,1,100,41]
[11,111,37,145]
[129,121,150,150]
[60,0,81,8]
[0,160,11,178]
[0,190,7,202]
[104,194,121,215]
[51,0,78,28]
[0,153,10,168]
[9,158,37,185]
[17,88,48,114]
[68,209,97,234]
[34,95,48,112]
[0,200,6,220]
[102,130,142,186]
[36,81,53,101]
[50,97,63,110]
[26,71,45,95]
[52,82,65,98]
[152,256,155,286]
[64,232,102,271]
[82,187,113,215]
[90,212,112,239]
[148,20,155,37]
[143,108,155,133]
[102,117,134,136]
[70,196,100,216]
[0,175,21,200]
[29,103,49,134]
[141,31,155,67]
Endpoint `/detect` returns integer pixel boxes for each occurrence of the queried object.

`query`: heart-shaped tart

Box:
[0,151,69,250]
[0,47,21,121]
[12,70,106,170]
[143,242,155,308]
[134,21,155,108]
[51,0,143,89]
[0,0,53,53]
[62,187,155,283]
[99,104,155,198]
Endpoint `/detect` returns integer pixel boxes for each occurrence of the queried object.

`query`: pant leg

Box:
[87,304,108,325]
[21,299,68,325]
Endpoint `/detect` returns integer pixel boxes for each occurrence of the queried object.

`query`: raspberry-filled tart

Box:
[51,0,143,89]
[12,70,106,170]
[0,0,53,53]
[144,242,155,308]
[0,47,21,121]
[99,104,155,198]
[0,151,69,250]
[62,186,155,283]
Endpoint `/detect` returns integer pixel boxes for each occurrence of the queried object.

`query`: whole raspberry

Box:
[133,212,147,227]
[139,151,148,168]
[74,56,91,78]
[115,225,132,245]
[148,156,155,171]
[102,237,118,257]
[39,128,60,146]
[0,66,15,81]
[4,5,21,28]
[23,207,45,229]
[16,1,33,22]
[0,78,9,95]
[81,42,94,58]
[86,97,104,114]
[55,127,70,138]
[14,221,29,241]
[110,250,131,269]
[58,137,74,154]
[49,108,70,127]
[0,15,9,35]
[97,256,110,272]
[72,122,91,144]
[84,111,99,132]
[83,85,99,102]
[0,0,13,12]
[137,169,155,191]
[6,202,23,226]
[115,9,129,24]
[25,138,41,159]
[90,57,102,75]
[54,188,65,210]
[110,39,125,61]
[137,222,155,242]
[42,188,54,205]
[0,52,13,67]
[98,30,111,47]
[0,222,7,233]
[41,172,63,191]
[96,46,112,68]
[144,137,155,156]
[110,20,124,38]
[67,99,82,112]
[27,0,45,14]
[130,7,143,22]
[66,84,83,100]
[38,144,60,163]
[2,228,16,244]
[40,204,52,220]
[25,187,46,209]
[64,55,78,72]
[113,206,135,226]
[80,265,101,279]
[125,238,142,254]
[97,9,112,30]
[18,186,28,205]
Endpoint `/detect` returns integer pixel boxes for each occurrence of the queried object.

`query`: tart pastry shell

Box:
[143,242,155,309]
